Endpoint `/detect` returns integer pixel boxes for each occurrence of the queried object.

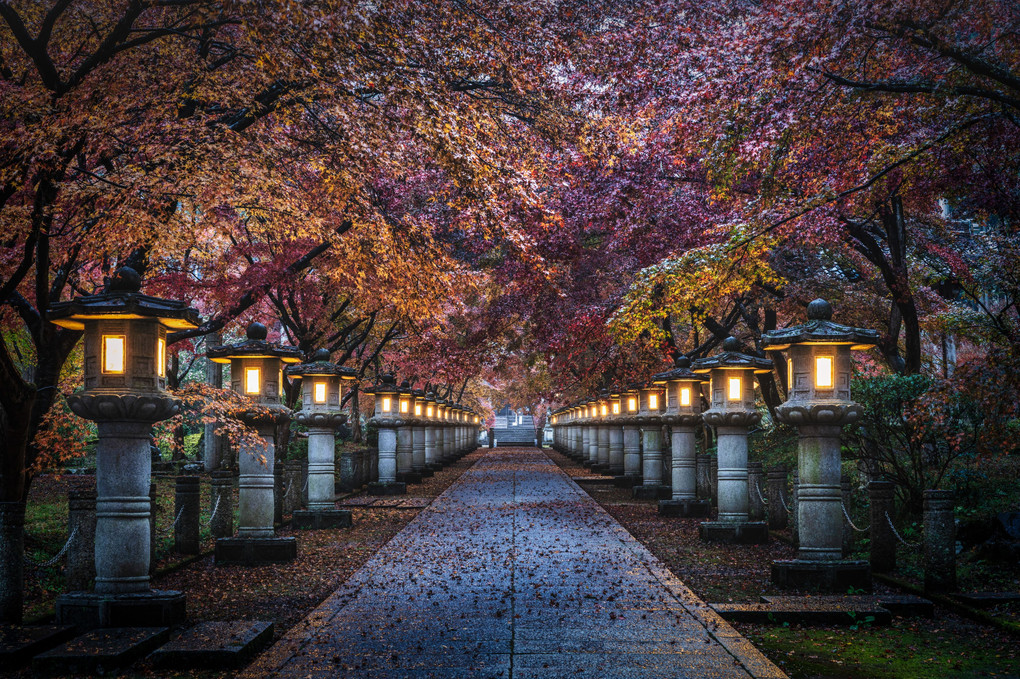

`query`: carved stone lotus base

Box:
[702,409,761,428]
[295,411,347,428]
[68,393,179,423]
[775,400,862,427]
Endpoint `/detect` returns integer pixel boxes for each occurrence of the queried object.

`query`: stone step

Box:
[710,600,892,626]
[761,594,933,618]
[33,627,170,675]
[0,625,77,667]
[951,592,1020,608]
[150,620,274,669]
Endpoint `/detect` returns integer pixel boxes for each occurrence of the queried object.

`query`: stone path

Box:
[244,448,785,678]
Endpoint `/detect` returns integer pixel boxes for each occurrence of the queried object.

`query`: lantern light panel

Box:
[157,338,166,377]
[649,393,658,410]
[815,356,833,388]
[382,397,392,412]
[680,387,691,406]
[314,382,327,403]
[245,368,261,395]
[103,335,126,374]
[727,377,741,401]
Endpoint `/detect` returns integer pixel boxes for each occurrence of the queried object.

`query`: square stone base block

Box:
[590,464,610,475]
[419,468,435,478]
[292,509,352,530]
[0,625,77,666]
[55,590,186,631]
[367,482,407,496]
[771,559,872,592]
[396,471,423,484]
[214,537,297,566]
[150,620,274,669]
[699,520,769,545]
[658,499,712,518]
[34,627,170,676]
[632,484,672,501]
[426,463,444,472]
[613,475,642,489]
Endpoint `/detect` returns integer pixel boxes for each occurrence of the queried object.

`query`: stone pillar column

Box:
[424,425,437,470]
[0,502,25,623]
[923,489,956,594]
[608,426,624,475]
[396,425,419,483]
[868,481,896,573]
[766,464,789,530]
[414,425,430,476]
[305,426,336,512]
[709,456,718,507]
[283,460,304,515]
[377,426,398,485]
[670,425,697,500]
[622,425,641,479]
[67,489,97,591]
[210,471,233,539]
[238,423,278,539]
[795,424,842,561]
[596,426,610,472]
[174,475,201,555]
[633,421,668,500]
[273,461,284,524]
[148,481,157,576]
[696,455,711,501]
[790,469,800,544]
[747,461,765,522]
[715,426,750,522]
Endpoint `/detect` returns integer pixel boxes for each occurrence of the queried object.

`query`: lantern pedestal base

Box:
[632,485,671,501]
[658,499,712,518]
[292,510,352,530]
[214,537,297,566]
[613,475,642,489]
[55,590,186,631]
[367,482,406,496]
[396,471,423,484]
[426,463,444,473]
[418,468,435,478]
[699,521,769,545]
[770,559,871,592]
[590,463,610,475]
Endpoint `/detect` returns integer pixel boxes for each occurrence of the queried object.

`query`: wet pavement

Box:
[244,448,784,678]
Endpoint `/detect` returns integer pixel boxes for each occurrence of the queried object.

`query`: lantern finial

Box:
[676,355,690,369]
[722,336,740,352]
[311,348,330,362]
[108,266,141,293]
[807,298,833,321]
[247,322,268,341]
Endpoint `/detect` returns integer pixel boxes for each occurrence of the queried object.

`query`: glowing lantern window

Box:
[245,368,261,395]
[102,335,126,374]
[612,402,620,414]
[680,387,691,407]
[816,357,833,388]
[427,405,434,417]
[628,397,637,412]
[728,377,742,401]
[382,397,392,412]
[400,400,409,413]
[156,337,166,377]
[600,404,608,416]
[415,403,422,416]
[788,359,793,392]
[649,393,658,409]
[314,381,327,403]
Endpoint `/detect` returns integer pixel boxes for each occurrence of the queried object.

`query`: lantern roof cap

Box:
[412,388,426,397]
[287,349,358,378]
[761,299,880,350]
[47,266,201,331]
[691,337,773,373]
[651,356,705,383]
[207,322,303,364]
[363,372,400,395]
[398,380,413,395]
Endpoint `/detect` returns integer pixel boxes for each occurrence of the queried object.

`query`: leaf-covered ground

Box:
[544,450,1020,679]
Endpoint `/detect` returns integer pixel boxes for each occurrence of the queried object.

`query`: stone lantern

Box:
[633,381,668,500]
[607,390,624,475]
[48,266,197,627]
[692,337,772,544]
[591,392,609,473]
[365,374,406,495]
[654,357,711,518]
[614,386,643,487]
[410,388,432,479]
[762,299,880,590]
[287,349,357,530]
[207,322,302,564]
[423,391,440,472]
[394,381,420,484]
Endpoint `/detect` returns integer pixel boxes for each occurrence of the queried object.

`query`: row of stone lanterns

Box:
[551,299,879,591]
[365,374,482,495]
[45,266,482,627]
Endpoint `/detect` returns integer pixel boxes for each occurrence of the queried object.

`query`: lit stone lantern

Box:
[613,386,643,487]
[48,266,197,626]
[287,349,357,530]
[365,374,407,495]
[653,357,711,518]
[423,392,441,471]
[207,321,302,564]
[605,390,624,475]
[586,398,600,467]
[592,392,610,473]
[410,388,432,479]
[394,381,420,484]
[692,336,772,544]
[762,299,879,591]
[633,382,668,500]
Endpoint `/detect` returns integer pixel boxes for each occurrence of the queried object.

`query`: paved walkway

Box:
[244,448,785,678]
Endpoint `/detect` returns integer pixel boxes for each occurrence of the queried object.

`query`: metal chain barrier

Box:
[779,489,792,514]
[755,482,768,506]
[24,526,78,569]
[841,502,869,532]
[885,511,922,548]
[203,494,222,527]
[156,505,187,537]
